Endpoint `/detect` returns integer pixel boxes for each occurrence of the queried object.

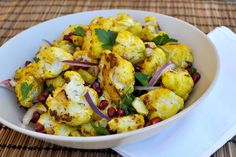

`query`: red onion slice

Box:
[62,60,98,68]
[148,61,176,87]
[134,86,160,91]
[84,92,111,121]
[22,103,47,126]
[0,79,15,92]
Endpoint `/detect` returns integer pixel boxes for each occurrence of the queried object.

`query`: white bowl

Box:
[0,10,219,149]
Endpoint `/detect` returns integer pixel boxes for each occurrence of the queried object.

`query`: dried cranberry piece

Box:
[30,111,40,123]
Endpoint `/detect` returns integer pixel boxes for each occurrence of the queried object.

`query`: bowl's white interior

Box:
[0,10,218,146]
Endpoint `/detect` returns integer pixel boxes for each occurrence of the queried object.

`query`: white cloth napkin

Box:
[113,26,236,157]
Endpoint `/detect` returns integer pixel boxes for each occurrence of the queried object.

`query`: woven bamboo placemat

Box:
[0,0,236,156]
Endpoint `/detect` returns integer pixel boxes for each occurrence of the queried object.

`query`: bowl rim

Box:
[0,9,220,142]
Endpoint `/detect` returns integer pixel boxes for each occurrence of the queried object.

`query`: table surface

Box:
[0,0,236,156]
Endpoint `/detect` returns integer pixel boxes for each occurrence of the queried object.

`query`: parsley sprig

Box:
[33,57,40,62]
[153,34,178,46]
[135,72,150,86]
[120,94,137,115]
[21,82,33,100]
[74,26,85,37]
[95,28,117,50]
[91,122,110,135]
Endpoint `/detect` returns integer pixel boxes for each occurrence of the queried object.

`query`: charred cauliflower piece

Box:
[162,68,194,100]
[37,112,79,136]
[61,24,88,46]
[162,43,193,68]
[141,46,167,76]
[46,71,98,126]
[108,114,145,133]
[113,31,145,64]
[36,46,73,79]
[140,88,184,120]
[141,16,159,41]
[15,75,43,108]
[98,51,135,102]
[52,40,75,54]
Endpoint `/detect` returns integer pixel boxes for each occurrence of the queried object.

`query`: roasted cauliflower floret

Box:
[36,46,73,79]
[141,16,159,41]
[140,88,184,120]
[128,21,142,37]
[46,71,98,126]
[108,114,145,133]
[14,62,39,80]
[141,47,167,76]
[98,51,135,102]
[46,75,65,89]
[162,68,194,100]
[113,31,145,64]
[77,69,96,84]
[80,122,97,136]
[110,13,135,32]
[52,40,75,54]
[61,24,88,46]
[109,13,142,36]
[15,75,43,108]
[73,50,97,63]
[162,43,193,68]
[37,112,79,136]
[82,17,113,59]
[132,97,149,115]
[90,16,113,30]
[80,119,107,136]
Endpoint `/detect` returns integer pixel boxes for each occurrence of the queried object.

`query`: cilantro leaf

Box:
[102,44,113,50]
[33,57,40,62]
[188,67,197,76]
[45,85,54,93]
[95,28,117,50]
[135,72,150,86]
[91,122,110,135]
[153,34,178,46]
[74,26,85,37]
[21,82,33,100]
[120,94,136,115]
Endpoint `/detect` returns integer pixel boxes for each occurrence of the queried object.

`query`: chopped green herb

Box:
[120,94,136,115]
[188,67,197,76]
[45,85,54,93]
[135,72,150,86]
[91,122,110,135]
[95,28,117,50]
[21,82,33,100]
[33,57,40,62]
[74,26,85,37]
[153,34,178,46]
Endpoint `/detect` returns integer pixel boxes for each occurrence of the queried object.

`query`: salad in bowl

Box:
[1,13,200,137]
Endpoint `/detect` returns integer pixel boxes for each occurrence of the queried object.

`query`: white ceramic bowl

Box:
[0,10,219,149]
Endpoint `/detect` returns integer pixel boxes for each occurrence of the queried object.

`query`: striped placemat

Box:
[0,0,236,156]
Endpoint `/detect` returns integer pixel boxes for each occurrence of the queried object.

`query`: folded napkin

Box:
[113,26,236,157]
